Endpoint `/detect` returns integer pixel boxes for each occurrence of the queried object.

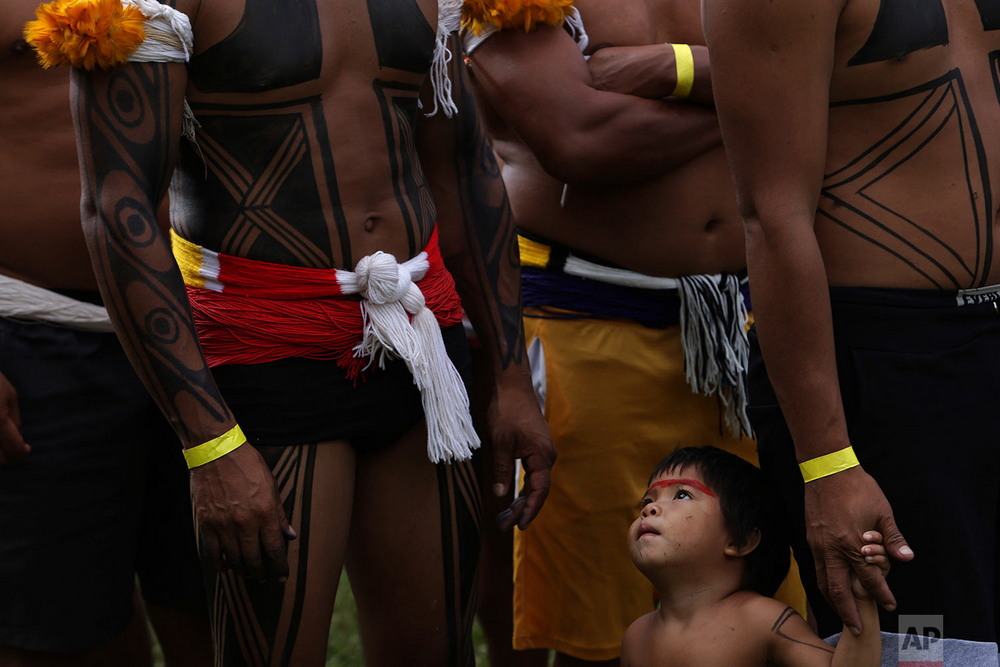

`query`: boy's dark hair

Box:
[649,446,791,597]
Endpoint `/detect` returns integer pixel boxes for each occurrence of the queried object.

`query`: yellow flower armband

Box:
[798,446,860,483]
[183,425,246,469]
[670,43,694,98]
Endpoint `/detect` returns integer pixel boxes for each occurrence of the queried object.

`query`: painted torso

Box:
[819,0,1000,288]
[171,0,441,269]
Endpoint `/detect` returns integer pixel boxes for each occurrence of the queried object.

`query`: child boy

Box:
[622,446,886,666]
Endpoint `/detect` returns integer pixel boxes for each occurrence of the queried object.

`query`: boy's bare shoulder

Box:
[622,594,797,667]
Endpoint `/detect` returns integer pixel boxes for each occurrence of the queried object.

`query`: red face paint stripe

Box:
[647,478,716,497]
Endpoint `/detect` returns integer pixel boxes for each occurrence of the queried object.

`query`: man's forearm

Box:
[744,215,852,461]
[72,64,237,448]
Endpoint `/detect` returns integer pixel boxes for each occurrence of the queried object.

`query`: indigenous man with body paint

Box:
[1,3,211,666]
[26,0,554,664]
[463,0,804,664]
[705,0,1000,654]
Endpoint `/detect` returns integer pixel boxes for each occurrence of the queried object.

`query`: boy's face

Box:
[627,466,733,575]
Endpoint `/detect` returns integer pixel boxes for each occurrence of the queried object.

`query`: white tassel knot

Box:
[338,251,480,463]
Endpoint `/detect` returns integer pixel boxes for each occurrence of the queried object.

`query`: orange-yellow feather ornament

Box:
[462,0,576,36]
[24,0,147,70]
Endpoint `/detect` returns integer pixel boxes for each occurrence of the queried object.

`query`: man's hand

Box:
[190,443,296,582]
[804,467,913,634]
[488,378,555,531]
[0,372,30,464]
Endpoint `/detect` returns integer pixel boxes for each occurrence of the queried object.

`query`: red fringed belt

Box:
[171,228,464,379]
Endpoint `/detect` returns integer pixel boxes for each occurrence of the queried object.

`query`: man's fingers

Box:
[220,533,244,575]
[491,436,514,498]
[278,505,297,541]
[824,558,863,635]
[264,507,292,581]
[200,530,226,573]
[496,496,526,532]
[879,515,914,562]
[0,420,30,464]
[239,529,267,582]
[516,470,551,529]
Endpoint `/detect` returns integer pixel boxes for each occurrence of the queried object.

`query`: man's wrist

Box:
[799,445,860,483]
[184,424,246,469]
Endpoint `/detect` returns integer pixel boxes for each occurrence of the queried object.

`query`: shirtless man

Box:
[1,4,209,665]
[49,0,554,664]
[705,0,1000,649]
[465,1,802,663]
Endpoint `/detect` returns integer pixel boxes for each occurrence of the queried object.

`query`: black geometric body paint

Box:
[975,0,1000,31]
[849,0,949,66]
[75,64,230,439]
[366,0,435,73]
[822,70,993,288]
[374,80,435,257]
[990,50,1000,104]
[173,97,350,268]
[206,444,317,667]
[771,607,834,653]
[436,459,482,666]
[188,0,322,93]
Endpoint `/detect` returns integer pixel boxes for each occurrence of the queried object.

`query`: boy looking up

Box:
[622,447,884,666]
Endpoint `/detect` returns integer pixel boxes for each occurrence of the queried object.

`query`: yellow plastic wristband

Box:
[799,446,860,483]
[183,424,246,469]
[670,43,694,98]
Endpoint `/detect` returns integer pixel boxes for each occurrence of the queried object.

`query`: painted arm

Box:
[71,62,292,581]
[703,0,911,633]
[418,36,555,530]
[466,24,720,185]
[769,534,887,666]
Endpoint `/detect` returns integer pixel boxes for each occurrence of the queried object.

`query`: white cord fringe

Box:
[677,274,751,437]
[336,252,480,463]
[0,274,114,332]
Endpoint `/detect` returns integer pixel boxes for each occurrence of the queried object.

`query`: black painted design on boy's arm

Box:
[367,0,435,73]
[188,0,322,93]
[176,98,345,268]
[374,80,435,257]
[771,607,834,653]
[849,0,948,66]
[74,64,232,442]
[822,71,993,287]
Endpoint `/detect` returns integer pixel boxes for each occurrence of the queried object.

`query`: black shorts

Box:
[211,323,472,451]
[748,285,1000,643]
[0,315,206,652]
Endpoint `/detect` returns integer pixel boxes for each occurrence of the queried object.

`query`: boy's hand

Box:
[852,531,890,600]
